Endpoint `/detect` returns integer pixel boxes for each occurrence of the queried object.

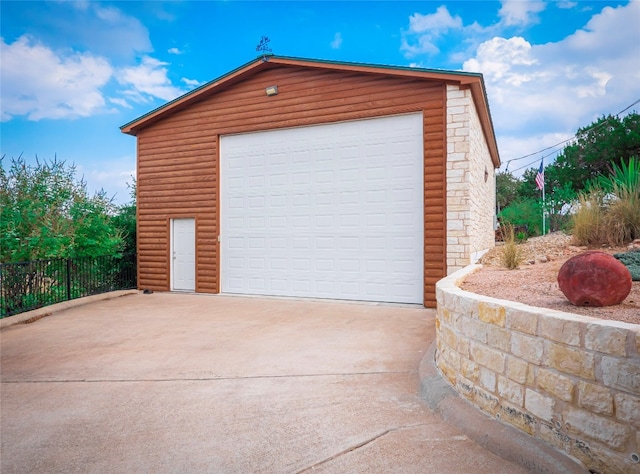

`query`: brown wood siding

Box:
[136,65,446,306]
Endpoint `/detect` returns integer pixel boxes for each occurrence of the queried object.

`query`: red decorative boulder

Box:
[558,251,632,307]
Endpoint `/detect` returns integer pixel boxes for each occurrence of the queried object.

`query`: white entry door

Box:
[172,218,195,291]
[220,113,424,304]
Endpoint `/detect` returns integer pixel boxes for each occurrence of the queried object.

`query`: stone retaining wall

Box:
[436,265,640,474]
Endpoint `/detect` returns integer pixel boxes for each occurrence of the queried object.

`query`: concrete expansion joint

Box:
[1,370,416,385]
[296,423,431,473]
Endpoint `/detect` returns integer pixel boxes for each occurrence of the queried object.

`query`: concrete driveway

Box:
[1,292,528,473]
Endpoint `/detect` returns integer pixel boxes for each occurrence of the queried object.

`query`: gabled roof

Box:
[120,55,500,166]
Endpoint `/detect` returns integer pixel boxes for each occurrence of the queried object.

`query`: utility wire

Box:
[501,97,640,169]
[508,147,564,174]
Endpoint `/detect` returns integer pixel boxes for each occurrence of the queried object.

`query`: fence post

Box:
[66,258,71,301]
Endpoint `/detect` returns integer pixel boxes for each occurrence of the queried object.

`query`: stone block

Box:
[451,113,469,124]
[511,333,544,365]
[569,440,636,474]
[441,344,460,371]
[460,356,479,382]
[441,290,455,309]
[474,386,500,415]
[487,325,511,352]
[454,127,470,137]
[585,324,628,357]
[636,331,640,354]
[601,356,640,392]
[438,307,452,324]
[578,381,613,416]
[506,307,538,335]
[478,301,506,327]
[479,366,497,392]
[454,142,470,153]
[614,392,640,428]
[565,407,629,451]
[539,422,572,452]
[498,402,535,435]
[447,219,464,231]
[437,354,457,386]
[455,376,475,401]
[537,368,575,402]
[447,244,465,254]
[448,97,470,107]
[568,440,631,474]
[439,325,458,349]
[448,105,467,115]
[498,375,524,406]
[457,335,470,357]
[462,319,488,344]
[506,356,530,384]
[525,389,555,422]
[545,342,595,380]
[470,341,505,373]
[539,313,581,346]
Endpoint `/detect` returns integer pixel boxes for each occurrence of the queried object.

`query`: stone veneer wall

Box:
[446,85,496,274]
[436,264,640,474]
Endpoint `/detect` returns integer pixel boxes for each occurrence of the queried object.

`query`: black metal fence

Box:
[0,254,137,318]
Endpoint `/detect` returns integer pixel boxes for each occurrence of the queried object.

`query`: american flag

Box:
[535,160,544,190]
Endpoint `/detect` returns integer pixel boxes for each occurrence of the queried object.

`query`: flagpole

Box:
[542,181,546,235]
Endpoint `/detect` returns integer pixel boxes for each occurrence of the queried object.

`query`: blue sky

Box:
[2,0,639,204]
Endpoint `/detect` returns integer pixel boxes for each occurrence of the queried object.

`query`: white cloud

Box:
[408,5,463,33]
[401,6,464,56]
[556,1,578,9]
[331,32,343,49]
[0,35,189,120]
[117,56,186,102]
[0,35,112,121]
[463,2,640,164]
[181,77,201,87]
[464,37,539,86]
[498,1,546,27]
[168,47,183,55]
[108,97,132,109]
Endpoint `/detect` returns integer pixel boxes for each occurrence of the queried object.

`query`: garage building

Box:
[121,56,500,308]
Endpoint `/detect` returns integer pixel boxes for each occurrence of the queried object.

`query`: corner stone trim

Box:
[436,264,640,474]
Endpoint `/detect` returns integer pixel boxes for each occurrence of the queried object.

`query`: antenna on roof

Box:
[256,36,272,62]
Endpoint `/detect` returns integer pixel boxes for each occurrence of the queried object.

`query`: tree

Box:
[501,112,640,236]
[112,178,137,256]
[548,113,640,193]
[496,171,521,211]
[0,156,124,262]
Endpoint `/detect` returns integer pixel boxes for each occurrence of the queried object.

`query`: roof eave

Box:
[120,58,270,135]
[120,55,500,167]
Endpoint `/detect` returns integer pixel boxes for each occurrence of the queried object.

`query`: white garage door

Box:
[220,113,424,304]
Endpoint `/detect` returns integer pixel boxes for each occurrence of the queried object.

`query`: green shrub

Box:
[614,250,640,281]
[499,198,541,236]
